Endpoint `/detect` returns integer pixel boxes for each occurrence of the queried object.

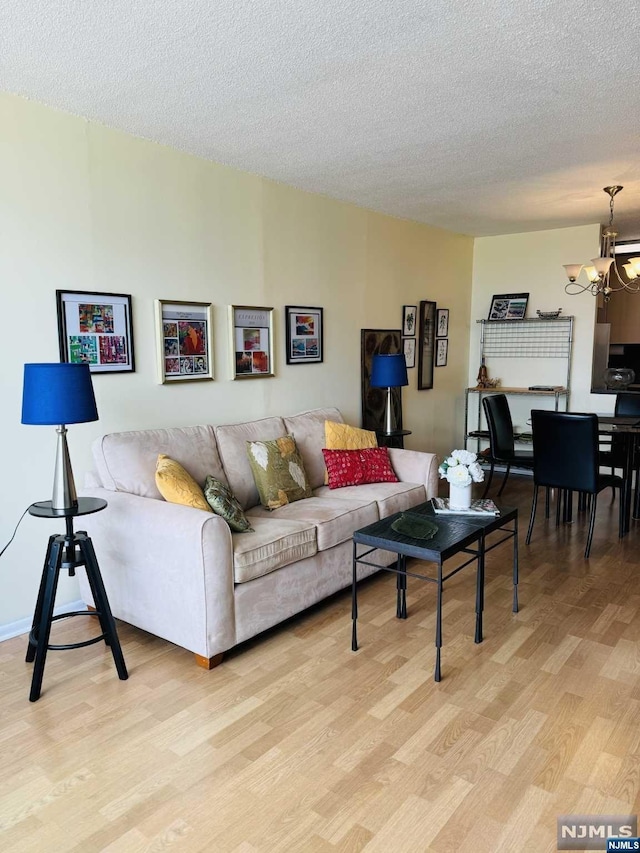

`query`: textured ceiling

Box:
[2,0,640,237]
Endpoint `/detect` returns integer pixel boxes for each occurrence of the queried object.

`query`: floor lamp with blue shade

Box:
[21,363,99,511]
[20,363,127,702]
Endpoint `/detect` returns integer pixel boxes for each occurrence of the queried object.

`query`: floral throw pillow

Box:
[246,435,313,510]
[204,475,253,532]
[322,447,399,489]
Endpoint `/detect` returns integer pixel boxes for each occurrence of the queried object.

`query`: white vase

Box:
[449,482,472,510]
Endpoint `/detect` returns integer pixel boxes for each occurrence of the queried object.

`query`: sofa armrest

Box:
[387,448,439,499]
[78,486,236,659]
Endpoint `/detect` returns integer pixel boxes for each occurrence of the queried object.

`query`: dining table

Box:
[597,414,640,535]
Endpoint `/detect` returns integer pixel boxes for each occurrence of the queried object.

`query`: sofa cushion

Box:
[155,454,213,512]
[204,475,253,532]
[215,416,286,510]
[283,407,344,489]
[314,482,426,519]
[247,495,378,551]
[323,447,399,489]
[247,435,313,509]
[233,517,317,583]
[93,425,225,499]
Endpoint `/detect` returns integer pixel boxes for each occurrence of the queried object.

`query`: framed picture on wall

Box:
[285,305,323,364]
[403,337,416,368]
[154,300,214,383]
[229,305,274,379]
[402,305,417,337]
[56,289,135,373]
[435,338,448,367]
[436,308,449,338]
[417,300,436,390]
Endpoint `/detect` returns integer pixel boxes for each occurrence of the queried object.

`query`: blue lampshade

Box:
[370,353,408,388]
[22,363,99,425]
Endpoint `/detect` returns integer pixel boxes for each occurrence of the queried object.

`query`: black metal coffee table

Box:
[351,500,518,681]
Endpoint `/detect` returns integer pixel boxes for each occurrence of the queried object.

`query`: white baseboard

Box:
[0,600,85,643]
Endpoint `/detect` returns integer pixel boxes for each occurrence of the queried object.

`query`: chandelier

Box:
[563,186,640,300]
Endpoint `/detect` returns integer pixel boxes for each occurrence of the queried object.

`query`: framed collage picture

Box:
[56,290,135,373]
[285,305,323,364]
[230,305,274,379]
[154,300,214,383]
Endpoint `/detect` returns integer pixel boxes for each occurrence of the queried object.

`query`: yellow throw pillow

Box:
[155,454,212,512]
[324,421,378,483]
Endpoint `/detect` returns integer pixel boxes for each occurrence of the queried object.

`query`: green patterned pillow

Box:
[246,434,313,510]
[203,475,254,532]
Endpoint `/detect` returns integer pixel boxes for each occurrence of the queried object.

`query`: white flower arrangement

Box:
[438,449,485,487]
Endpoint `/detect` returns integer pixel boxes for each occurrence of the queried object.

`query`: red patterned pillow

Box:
[322,448,365,488]
[322,447,398,489]
[360,447,399,484]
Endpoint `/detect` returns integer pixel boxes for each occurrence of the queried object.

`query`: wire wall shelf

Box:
[466,317,574,453]
[477,317,574,359]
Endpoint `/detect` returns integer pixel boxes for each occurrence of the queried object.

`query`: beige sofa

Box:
[78,407,439,667]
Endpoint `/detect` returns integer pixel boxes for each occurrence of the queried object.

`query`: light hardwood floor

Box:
[2,478,640,852]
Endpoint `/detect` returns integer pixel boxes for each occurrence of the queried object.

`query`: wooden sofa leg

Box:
[194,652,224,670]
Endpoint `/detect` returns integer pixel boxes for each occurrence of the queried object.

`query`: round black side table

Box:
[26,497,128,702]
[375,429,412,449]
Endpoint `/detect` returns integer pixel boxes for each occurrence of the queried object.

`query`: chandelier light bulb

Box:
[591,257,614,276]
[623,263,638,281]
[563,264,583,282]
[584,265,600,283]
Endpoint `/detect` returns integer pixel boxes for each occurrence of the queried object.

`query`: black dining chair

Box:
[599,392,640,509]
[481,394,534,498]
[526,410,623,558]
[615,392,640,417]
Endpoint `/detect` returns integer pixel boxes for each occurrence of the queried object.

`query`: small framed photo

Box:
[285,306,323,364]
[436,308,449,338]
[402,337,416,369]
[435,338,448,367]
[56,290,135,373]
[230,305,274,379]
[488,292,529,321]
[155,300,213,383]
[402,305,417,337]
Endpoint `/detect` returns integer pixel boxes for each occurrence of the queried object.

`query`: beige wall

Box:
[470,225,606,432]
[0,92,474,629]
